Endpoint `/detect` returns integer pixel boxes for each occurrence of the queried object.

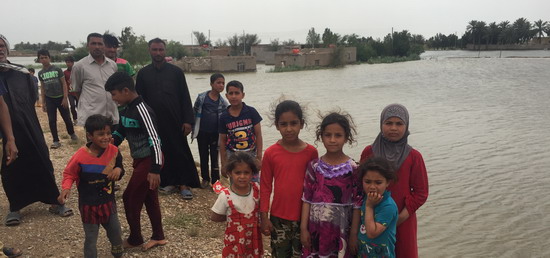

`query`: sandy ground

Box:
[0,107,271,257]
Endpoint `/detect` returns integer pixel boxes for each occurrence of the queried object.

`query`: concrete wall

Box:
[274,47,357,68]
[173,56,256,73]
[466,43,550,50]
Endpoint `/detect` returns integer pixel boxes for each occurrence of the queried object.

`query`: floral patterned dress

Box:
[222,183,263,258]
[302,158,359,258]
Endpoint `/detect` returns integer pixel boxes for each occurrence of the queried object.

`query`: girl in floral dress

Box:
[211,152,263,257]
[300,112,361,257]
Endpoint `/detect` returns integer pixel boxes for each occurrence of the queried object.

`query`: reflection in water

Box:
[187,55,550,257]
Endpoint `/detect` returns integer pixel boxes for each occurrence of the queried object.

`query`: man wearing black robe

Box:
[0,34,70,226]
[135,38,200,198]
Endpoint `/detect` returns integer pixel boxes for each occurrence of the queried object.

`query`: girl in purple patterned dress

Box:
[300,112,360,258]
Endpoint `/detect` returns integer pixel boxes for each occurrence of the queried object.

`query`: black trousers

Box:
[45,96,74,142]
[197,131,220,184]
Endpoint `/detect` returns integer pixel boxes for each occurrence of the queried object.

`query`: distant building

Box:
[171,56,256,73]
[251,44,300,65]
[274,47,357,68]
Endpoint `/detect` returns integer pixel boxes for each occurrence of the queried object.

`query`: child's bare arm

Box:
[300,202,311,249]
[253,123,263,161]
[210,211,226,222]
[219,133,228,176]
[349,209,361,254]
[364,192,387,239]
[58,189,71,204]
[260,212,273,236]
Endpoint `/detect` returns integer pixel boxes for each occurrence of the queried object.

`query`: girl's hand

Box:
[397,207,410,226]
[221,167,228,178]
[260,217,273,236]
[365,192,383,207]
[300,228,311,250]
[348,234,359,255]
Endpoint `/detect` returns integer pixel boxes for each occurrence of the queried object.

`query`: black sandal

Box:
[4,211,21,226]
[2,246,23,258]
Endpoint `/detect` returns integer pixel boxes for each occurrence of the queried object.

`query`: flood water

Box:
[186,52,550,258]
[10,51,550,257]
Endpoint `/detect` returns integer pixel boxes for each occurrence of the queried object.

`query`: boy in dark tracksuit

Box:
[105,72,167,251]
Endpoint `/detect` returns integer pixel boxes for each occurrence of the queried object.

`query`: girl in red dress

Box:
[211,152,263,257]
[360,104,428,258]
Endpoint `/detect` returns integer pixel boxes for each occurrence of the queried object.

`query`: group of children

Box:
[204,74,429,258]
[57,69,428,258]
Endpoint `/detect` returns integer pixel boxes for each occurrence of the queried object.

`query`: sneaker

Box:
[50,142,61,149]
[70,134,78,141]
[201,180,211,189]
[73,120,78,126]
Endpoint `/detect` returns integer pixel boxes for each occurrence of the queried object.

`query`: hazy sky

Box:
[2,0,549,47]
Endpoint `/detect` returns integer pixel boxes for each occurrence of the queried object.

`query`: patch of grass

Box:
[165,213,200,229]
[268,65,324,73]
[366,54,420,64]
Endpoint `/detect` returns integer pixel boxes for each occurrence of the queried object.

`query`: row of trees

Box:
[14,41,73,52]
[302,27,425,61]
[428,18,550,50]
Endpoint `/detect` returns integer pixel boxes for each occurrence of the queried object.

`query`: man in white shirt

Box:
[71,33,118,126]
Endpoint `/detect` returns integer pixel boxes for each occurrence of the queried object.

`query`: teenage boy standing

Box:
[37,49,77,148]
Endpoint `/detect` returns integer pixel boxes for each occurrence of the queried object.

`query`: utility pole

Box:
[208,29,211,47]
[243,30,246,55]
[391,27,394,55]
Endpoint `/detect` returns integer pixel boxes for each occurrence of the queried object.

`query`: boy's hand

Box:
[61,98,68,109]
[147,173,160,190]
[182,123,192,136]
[107,168,122,181]
[58,189,70,204]
[365,192,383,207]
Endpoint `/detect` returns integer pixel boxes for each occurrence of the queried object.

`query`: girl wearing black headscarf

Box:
[359,103,428,258]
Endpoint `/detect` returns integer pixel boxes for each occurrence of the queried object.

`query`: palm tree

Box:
[513,18,532,44]
[498,21,511,44]
[467,20,478,48]
[533,20,548,44]
[475,21,487,49]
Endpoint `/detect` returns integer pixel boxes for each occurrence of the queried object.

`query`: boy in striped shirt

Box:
[105,72,167,251]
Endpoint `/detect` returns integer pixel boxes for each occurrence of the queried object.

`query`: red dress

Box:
[360,146,428,258]
[222,183,263,258]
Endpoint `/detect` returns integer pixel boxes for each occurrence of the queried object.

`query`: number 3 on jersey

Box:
[235,131,248,149]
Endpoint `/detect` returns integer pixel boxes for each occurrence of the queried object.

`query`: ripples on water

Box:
[186,52,550,257]
[12,51,550,257]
